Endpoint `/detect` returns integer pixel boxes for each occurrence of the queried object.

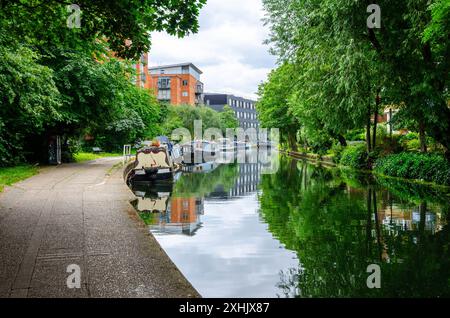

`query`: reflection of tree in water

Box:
[172,163,238,198]
[259,157,450,297]
[277,268,300,298]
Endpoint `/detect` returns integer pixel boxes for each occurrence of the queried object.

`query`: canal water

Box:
[130,150,450,298]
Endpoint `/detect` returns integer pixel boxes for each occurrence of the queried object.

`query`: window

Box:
[157,89,171,101]
[182,80,188,86]
[158,77,171,89]
[182,91,188,97]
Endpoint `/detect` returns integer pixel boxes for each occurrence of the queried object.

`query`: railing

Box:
[123,144,132,165]
[196,82,204,94]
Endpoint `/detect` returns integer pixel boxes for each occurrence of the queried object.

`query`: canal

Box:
[130,150,450,298]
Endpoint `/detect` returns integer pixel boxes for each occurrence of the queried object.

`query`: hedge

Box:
[374,152,450,186]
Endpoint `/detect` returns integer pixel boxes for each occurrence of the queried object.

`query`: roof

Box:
[204,93,256,103]
[148,62,203,75]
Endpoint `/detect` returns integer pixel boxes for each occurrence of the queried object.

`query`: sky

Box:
[147,0,276,101]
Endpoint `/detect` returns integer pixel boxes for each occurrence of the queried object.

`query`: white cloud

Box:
[148,0,276,100]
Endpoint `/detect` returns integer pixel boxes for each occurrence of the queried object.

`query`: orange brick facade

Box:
[148,73,200,105]
[147,63,204,106]
[133,59,203,106]
[134,53,151,90]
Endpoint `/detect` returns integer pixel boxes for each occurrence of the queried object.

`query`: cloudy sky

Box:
[148,0,276,100]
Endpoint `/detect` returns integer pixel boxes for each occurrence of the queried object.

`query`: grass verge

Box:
[0,165,39,192]
[74,152,122,163]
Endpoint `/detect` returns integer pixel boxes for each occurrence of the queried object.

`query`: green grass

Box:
[74,152,122,163]
[0,165,39,192]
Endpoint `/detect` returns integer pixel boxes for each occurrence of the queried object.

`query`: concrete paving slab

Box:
[0,158,200,298]
[28,284,89,298]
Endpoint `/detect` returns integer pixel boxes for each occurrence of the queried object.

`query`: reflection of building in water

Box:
[134,193,170,213]
[151,197,204,236]
[378,203,442,234]
[209,163,263,199]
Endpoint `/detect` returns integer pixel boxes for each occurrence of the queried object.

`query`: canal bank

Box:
[0,158,199,298]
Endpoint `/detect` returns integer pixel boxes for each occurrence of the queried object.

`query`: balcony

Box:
[195,82,204,95]
[158,77,171,90]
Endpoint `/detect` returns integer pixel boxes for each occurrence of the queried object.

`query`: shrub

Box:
[340,144,368,169]
[374,152,450,185]
[406,139,421,151]
[398,132,419,143]
[330,144,344,164]
[375,123,388,141]
[376,135,404,156]
[345,129,366,142]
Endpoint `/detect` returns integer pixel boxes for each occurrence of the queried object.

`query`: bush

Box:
[374,152,450,185]
[376,135,404,156]
[345,129,366,142]
[340,144,368,169]
[398,132,419,143]
[375,123,388,141]
[406,139,421,151]
[330,144,344,164]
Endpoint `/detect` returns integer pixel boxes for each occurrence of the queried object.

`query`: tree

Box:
[262,0,384,153]
[0,0,206,164]
[322,0,450,157]
[0,38,61,165]
[262,0,449,159]
[219,106,239,131]
[159,105,238,138]
[257,63,300,150]
[0,0,207,60]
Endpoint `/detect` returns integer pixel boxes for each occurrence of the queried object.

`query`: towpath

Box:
[0,158,199,298]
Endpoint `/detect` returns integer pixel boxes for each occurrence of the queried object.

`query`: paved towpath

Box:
[0,158,199,298]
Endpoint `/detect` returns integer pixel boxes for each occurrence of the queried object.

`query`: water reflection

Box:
[130,152,450,297]
[259,157,450,297]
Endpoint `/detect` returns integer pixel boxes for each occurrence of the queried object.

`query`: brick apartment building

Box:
[204,93,259,129]
[134,53,151,89]
[146,63,204,105]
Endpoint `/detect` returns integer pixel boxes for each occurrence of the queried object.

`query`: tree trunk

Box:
[372,107,378,150]
[372,92,381,149]
[337,134,347,147]
[366,103,372,153]
[389,108,393,138]
[419,120,427,153]
[288,132,298,152]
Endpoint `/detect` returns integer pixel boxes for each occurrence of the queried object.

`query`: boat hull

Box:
[129,168,173,183]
